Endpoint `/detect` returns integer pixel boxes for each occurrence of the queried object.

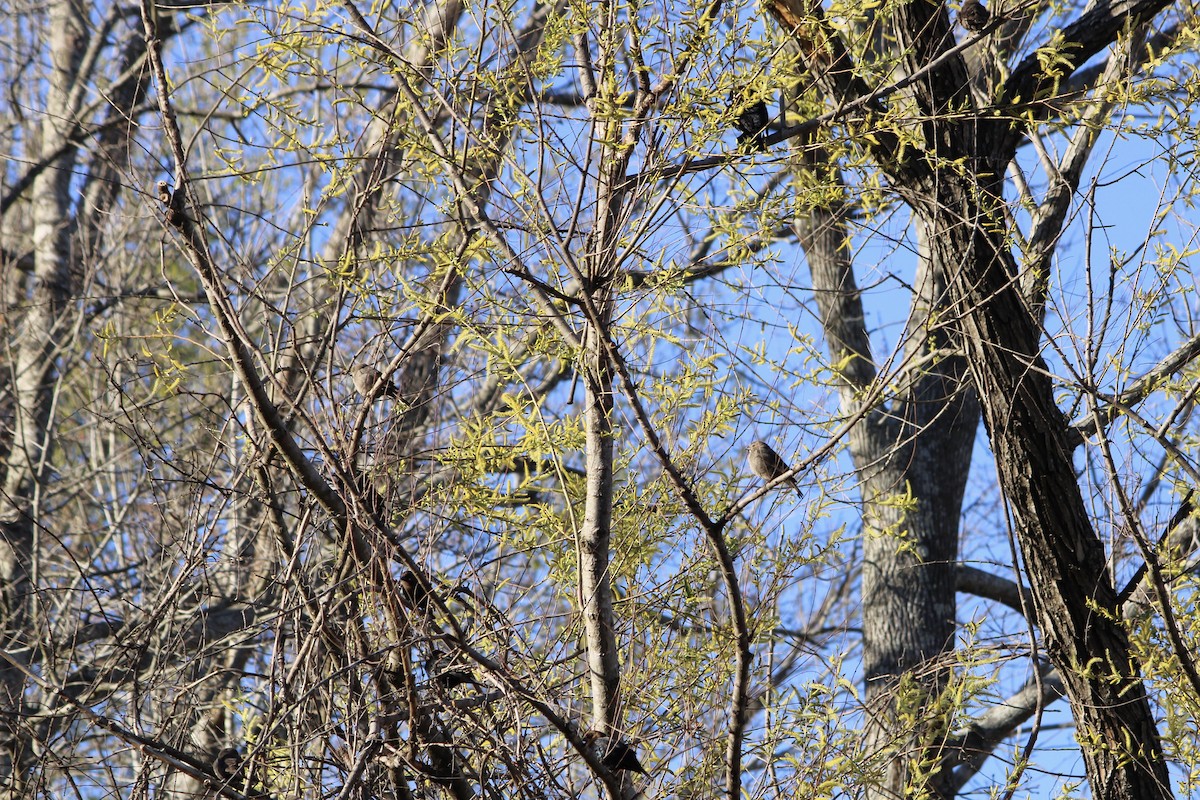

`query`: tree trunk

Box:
[770,0,1175,791]
[926,180,1171,799]
[581,304,621,730]
[795,149,978,799]
[0,1,86,793]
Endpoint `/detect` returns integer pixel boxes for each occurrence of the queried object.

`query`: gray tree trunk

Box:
[772,0,1178,794]
[794,150,977,798]
[0,1,87,793]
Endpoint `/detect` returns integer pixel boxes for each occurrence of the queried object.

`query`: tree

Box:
[2,0,1199,798]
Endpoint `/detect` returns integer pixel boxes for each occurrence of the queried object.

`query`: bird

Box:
[582,730,647,775]
[350,364,403,401]
[427,648,476,689]
[958,0,990,32]
[747,440,802,497]
[398,570,430,612]
[728,89,770,152]
[156,180,185,227]
[212,747,242,782]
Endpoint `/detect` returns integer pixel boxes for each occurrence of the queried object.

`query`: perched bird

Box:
[958,0,990,32]
[351,364,403,401]
[212,747,242,781]
[747,440,802,497]
[728,89,770,152]
[427,648,476,689]
[583,730,647,775]
[156,180,185,227]
[398,570,430,612]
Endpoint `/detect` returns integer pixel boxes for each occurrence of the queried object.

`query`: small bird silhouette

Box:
[958,0,990,31]
[350,364,403,401]
[583,730,647,774]
[427,648,476,689]
[212,747,242,781]
[747,440,802,497]
[398,570,430,612]
[728,89,770,152]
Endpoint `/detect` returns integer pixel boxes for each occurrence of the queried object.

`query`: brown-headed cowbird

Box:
[351,364,403,401]
[728,90,770,152]
[427,648,476,689]
[582,730,647,775]
[213,747,242,781]
[747,440,802,497]
[958,0,990,31]
[398,570,429,612]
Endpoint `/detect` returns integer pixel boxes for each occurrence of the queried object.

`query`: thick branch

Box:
[1000,0,1176,143]
[956,564,1033,614]
[793,150,878,398]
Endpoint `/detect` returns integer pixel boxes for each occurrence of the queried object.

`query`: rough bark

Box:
[927,186,1171,798]
[794,149,977,800]
[770,0,1179,794]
